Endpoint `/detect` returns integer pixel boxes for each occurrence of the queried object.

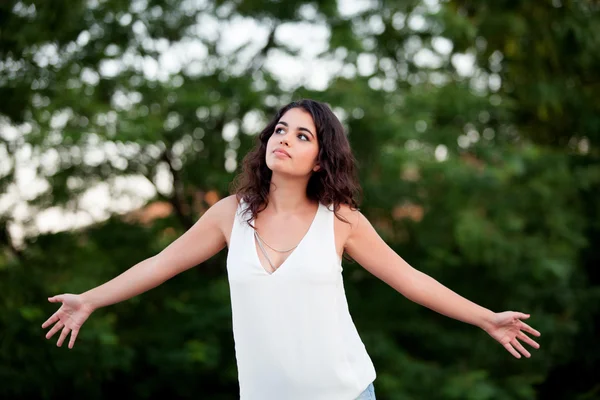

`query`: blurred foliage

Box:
[1,0,599,399]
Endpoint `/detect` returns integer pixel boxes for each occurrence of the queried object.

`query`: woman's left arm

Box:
[344,210,541,359]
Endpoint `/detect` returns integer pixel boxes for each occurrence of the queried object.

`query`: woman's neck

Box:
[267,173,314,214]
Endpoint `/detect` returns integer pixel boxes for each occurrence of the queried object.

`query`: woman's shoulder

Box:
[211,194,241,214]
[205,194,242,239]
[327,202,361,227]
[202,194,240,224]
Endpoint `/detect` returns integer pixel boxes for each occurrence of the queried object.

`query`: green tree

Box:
[1,0,598,399]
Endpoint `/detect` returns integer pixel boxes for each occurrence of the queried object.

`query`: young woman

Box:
[42,99,541,400]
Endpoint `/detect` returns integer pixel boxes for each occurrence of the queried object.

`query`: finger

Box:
[511,338,531,358]
[45,321,64,339]
[517,331,540,349]
[48,295,64,303]
[42,313,59,329]
[503,342,521,359]
[56,326,71,347]
[515,312,530,320]
[518,321,541,337]
[68,328,80,349]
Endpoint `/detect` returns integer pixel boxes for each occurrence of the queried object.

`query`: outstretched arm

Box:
[42,195,238,348]
[343,210,541,359]
[80,195,235,309]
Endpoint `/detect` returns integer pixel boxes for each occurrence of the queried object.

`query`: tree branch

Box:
[161,148,195,230]
[0,219,23,262]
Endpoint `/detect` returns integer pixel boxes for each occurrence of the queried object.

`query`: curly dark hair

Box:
[230,99,362,226]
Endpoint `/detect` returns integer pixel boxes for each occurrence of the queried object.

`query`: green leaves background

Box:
[1,0,598,398]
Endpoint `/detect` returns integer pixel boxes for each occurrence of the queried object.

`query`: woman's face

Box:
[265,107,320,177]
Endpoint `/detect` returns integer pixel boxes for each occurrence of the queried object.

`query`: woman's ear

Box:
[313,163,321,172]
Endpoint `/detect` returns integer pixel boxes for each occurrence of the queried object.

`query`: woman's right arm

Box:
[42,194,238,348]
[81,194,237,309]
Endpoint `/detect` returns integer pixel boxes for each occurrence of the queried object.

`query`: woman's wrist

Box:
[80,292,100,313]
[477,309,496,332]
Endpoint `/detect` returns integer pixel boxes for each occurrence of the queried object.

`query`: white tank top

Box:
[226,200,376,400]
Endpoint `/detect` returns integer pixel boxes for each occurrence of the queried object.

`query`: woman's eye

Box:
[274,127,308,141]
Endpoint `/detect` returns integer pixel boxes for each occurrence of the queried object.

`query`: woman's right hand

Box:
[42,294,95,349]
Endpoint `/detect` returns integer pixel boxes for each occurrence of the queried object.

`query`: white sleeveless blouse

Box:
[226,201,376,400]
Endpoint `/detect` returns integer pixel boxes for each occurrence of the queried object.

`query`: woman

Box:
[42,99,541,400]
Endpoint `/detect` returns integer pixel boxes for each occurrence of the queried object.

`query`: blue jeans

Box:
[355,382,376,399]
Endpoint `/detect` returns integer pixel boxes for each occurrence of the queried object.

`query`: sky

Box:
[1,0,475,247]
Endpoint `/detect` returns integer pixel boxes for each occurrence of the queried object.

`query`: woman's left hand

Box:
[483,311,541,358]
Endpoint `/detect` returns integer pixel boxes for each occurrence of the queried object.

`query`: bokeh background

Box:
[1,0,599,399]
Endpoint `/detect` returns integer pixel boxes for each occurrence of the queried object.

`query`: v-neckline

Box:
[251,202,322,276]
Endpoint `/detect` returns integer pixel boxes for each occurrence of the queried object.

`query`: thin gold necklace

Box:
[254,230,298,253]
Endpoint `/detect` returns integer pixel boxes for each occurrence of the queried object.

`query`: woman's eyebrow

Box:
[277,121,315,139]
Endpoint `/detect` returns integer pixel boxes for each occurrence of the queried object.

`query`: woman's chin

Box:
[266,160,290,172]
[268,167,308,179]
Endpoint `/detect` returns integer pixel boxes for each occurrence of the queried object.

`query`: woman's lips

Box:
[273,149,291,158]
